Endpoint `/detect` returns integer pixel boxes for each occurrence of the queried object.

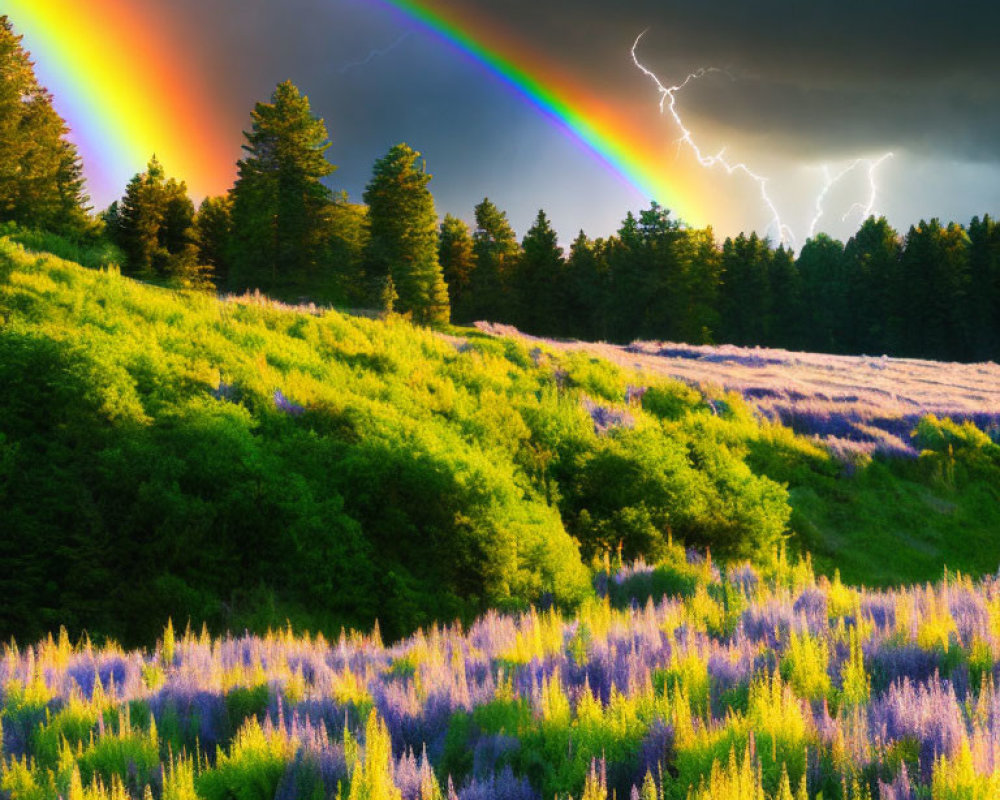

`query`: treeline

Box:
[444,207,1000,363]
[4,14,999,364]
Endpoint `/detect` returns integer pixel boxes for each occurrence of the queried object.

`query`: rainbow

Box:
[5,0,237,205]
[6,0,705,224]
[377,0,707,224]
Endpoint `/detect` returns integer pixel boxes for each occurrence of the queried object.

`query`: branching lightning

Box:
[841,153,894,225]
[632,31,894,247]
[340,32,411,74]
[632,31,794,246]
[808,153,894,238]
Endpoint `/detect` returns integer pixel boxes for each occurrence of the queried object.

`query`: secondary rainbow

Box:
[379,0,704,223]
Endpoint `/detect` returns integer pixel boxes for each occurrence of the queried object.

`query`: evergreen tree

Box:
[325,193,371,306]
[467,198,520,321]
[795,234,846,352]
[229,80,335,290]
[898,219,971,360]
[363,143,449,324]
[565,231,609,340]
[0,16,89,235]
[606,211,644,341]
[112,156,207,286]
[634,202,686,341]
[719,232,772,346]
[843,216,902,354]
[767,244,802,348]
[513,210,564,334]
[438,214,475,321]
[195,195,233,287]
[681,226,722,345]
[967,215,1000,360]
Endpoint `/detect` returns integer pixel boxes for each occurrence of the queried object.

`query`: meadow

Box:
[473,323,1000,586]
[473,324,1000,462]
[4,547,1000,800]
[2,233,1000,800]
[0,231,798,644]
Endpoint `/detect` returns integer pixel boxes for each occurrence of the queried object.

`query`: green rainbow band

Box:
[379,0,690,217]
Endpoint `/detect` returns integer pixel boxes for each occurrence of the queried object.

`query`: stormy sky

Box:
[59,0,1000,243]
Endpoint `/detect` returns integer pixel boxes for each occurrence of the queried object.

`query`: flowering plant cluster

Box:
[4,547,1000,800]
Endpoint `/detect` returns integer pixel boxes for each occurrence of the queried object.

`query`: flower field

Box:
[4,547,1000,800]
[474,324,1000,463]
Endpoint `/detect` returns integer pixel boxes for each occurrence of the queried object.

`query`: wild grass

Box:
[2,550,1000,799]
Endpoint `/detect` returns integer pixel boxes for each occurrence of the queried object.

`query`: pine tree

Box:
[898,219,971,360]
[195,195,233,287]
[606,211,645,341]
[0,16,89,235]
[967,214,1000,360]
[363,143,450,325]
[438,214,475,321]
[565,231,609,340]
[767,244,802,348]
[514,210,564,333]
[795,233,848,352]
[719,232,772,347]
[112,156,208,287]
[229,80,335,291]
[843,216,902,355]
[467,198,520,321]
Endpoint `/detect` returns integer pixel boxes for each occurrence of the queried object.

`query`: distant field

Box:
[475,323,1000,461]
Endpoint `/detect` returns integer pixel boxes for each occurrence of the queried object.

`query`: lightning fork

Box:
[631,31,795,247]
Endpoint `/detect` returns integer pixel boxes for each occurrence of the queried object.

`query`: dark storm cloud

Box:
[165,0,1000,167]
[462,0,1000,161]
[112,0,997,237]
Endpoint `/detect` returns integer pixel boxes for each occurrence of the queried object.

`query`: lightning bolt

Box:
[632,31,895,248]
[808,153,894,238]
[339,32,411,74]
[631,31,795,247]
[841,153,894,225]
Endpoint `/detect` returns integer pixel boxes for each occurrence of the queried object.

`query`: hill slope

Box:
[0,237,800,644]
[2,236,999,645]
[473,325,1000,585]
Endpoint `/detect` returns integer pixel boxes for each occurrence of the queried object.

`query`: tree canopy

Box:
[363,143,449,324]
[229,80,335,291]
[0,16,89,236]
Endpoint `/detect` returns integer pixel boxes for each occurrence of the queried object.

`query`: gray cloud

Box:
[462,0,1000,161]
[77,0,1000,236]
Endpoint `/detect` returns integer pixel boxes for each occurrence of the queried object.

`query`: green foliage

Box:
[197,717,290,800]
[15,233,992,643]
[0,239,598,642]
[363,143,449,324]
[0,223,122,271]
[347,711,402,800]
[75,708,160,793]
[108,156,209,288]
[0,17,90,237]
[195,195,233,286]
[225,685,271,731]
[229,80,335,292]
[439,214,475,321]
[511,210,564,335]
[466,199,520,322]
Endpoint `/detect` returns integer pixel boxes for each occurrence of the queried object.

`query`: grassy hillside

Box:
[1,234,999,647]
[0,235,804,645]
[474,325,1000,587]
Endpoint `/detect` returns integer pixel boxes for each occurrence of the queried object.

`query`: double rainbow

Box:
[7,0,702,223]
